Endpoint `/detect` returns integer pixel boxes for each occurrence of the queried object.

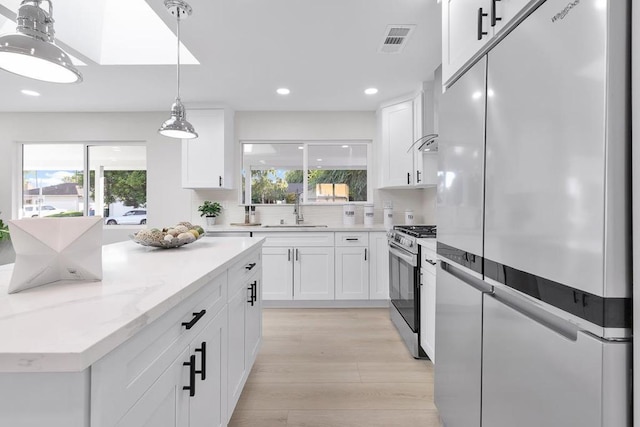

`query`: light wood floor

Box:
[228,308,442,427]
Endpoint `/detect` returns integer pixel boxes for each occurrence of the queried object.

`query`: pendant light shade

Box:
[159,0,197,139]
[0,1,82,83]
[159,98,198,139]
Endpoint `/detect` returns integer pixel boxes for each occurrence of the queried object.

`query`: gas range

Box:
[387,225,437,254]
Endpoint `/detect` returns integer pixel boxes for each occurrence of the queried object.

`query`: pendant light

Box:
[159,0,198,139]
[0,0,81,83]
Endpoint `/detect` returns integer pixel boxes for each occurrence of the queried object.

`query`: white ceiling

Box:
[0,0,442,113]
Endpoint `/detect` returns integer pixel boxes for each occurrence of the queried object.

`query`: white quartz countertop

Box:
[0,237,264,373]
[207,223,388,233]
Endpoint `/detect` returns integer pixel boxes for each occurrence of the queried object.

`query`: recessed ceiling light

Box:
[364,88,378,95]
[316,158,322,162]
[298,146,304,150]
[341,145,349,148]
[21,89,40,97]
[277,88,290,95]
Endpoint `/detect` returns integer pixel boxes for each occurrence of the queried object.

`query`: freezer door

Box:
[434,262,491,427]
[484,0,630,298]
[482,291,631,427]
[436,56,486,258]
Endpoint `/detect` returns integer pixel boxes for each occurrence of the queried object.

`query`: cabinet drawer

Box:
[421,246,437,274]
[228,248,261,295]
[335,232,369,247]
[90,272,227,427]
[255,232,335,247]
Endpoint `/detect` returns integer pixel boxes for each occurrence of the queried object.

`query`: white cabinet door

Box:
[189,307,228,427]
[442,0,491,84]
[335,246,369,300]
[245,277,262,367]
[369,232,390,300]
[491,0,532,35]
[116,349,190,427]
[381,100,415,187]
[261,247,294,300]
[294,247,335,300]
[182,109,234,189]
[420,267,436,362]
[226,286,247,414]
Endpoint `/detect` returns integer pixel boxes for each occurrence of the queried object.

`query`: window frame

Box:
[240,139,372,206]
[16,141,147,221]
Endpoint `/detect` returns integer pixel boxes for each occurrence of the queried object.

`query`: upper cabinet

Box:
[380,99,415,187]
[182,109,235,189]
[442,0,535,86]
[379,87,438,188]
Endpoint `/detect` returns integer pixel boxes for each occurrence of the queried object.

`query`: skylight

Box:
[0,0,199,66]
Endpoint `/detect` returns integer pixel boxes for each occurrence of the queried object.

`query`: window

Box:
[242,141,370,205]
[21,143,146,223]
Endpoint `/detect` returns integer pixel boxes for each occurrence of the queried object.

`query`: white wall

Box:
[0,111,436,243]
[190,111,436,227]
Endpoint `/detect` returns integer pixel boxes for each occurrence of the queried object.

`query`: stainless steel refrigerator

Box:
[434,1,632,426]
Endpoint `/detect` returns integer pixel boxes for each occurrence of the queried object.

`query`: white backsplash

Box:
[189,187,437,228]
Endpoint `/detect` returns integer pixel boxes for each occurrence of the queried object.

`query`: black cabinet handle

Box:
[219,176,222,187]
[295,249,299,261]
[245,262,257,271]
[183,354,196,397]
[491,0,502,27]
[346,238,359,241]
[364,248,368,261]
[288,249,291,261]
[417,170,422,184]
[252,281,258,303]
[477,7,488,40]
[247,283,255,306]
[182,310,206,330]
[426,259,437,266]
[195,342,206,381]
[407,172,411,184]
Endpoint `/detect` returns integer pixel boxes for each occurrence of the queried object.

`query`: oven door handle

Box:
[388,243,418,267]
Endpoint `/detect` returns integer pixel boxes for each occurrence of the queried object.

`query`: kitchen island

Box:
[0,236,264,427]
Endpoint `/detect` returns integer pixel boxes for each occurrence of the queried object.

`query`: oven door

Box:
[388,241,419,332]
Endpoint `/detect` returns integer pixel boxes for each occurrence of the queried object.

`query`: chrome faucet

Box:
[293,190,304,224]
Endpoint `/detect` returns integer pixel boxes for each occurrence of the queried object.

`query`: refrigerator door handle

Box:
[441,260,492,293]
[488,289,579,341]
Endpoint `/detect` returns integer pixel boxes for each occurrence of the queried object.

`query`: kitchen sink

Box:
[262,224,328,228]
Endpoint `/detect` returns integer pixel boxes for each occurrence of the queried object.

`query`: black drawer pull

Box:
[183,354,196,397]
[491,0,502,27]
[252,281,258,303]
[477,7,488,40]
[245,262,257,270]
[195,342,206,381]
[247,282,255,306]
[219,176,222,187]
[346,238,359,241]
[417,170,422,183]
[182,310,206,330]
[425,259,437,266]
[407,172,411,184]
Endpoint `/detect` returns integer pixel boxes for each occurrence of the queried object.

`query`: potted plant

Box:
[0,211,9,242]
[197,201,222,227]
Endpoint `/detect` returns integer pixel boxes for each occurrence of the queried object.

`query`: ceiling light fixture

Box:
[277,88,290,95]
[21,89,40,96]
[364,88,378,95]
[0,0,82,83]
[158,0,197,139]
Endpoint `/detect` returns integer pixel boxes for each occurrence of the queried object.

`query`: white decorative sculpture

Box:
[7,217,103,294]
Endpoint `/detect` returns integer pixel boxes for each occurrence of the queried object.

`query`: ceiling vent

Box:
[378,25,416,54]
